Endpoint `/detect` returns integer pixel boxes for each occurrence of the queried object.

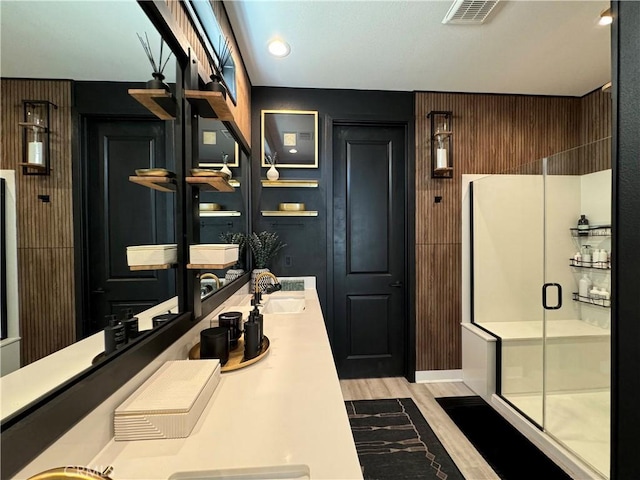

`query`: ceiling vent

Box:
[442,0,500,24]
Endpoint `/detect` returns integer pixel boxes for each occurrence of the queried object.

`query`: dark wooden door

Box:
[85,119,175,335]
[333,124,406,378]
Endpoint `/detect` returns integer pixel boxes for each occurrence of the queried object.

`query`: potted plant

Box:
[248,231,286,291]
[219,231,247,284]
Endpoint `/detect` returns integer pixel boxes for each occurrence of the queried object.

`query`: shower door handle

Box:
[542,283,562,310]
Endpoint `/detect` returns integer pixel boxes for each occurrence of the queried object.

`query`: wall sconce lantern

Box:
[427,111,453,179]
[19,100,57,176]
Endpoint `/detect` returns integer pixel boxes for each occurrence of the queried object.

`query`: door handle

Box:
[542,283,562,310]
[389,281,403,288]
[92,287,106,294]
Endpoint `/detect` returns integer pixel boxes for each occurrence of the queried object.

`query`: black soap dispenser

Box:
[244,305,263,360]
[122,308,139,342]
[104,314,126,355]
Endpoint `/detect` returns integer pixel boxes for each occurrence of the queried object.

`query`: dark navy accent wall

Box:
[251,87,414,344]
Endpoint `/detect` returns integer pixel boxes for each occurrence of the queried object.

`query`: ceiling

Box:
[0,1,610,98]
[224,0,612,97]
[0,0,174,83]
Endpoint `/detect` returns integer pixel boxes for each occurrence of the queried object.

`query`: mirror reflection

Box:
[0,0,180,419]
[261,110,318,168]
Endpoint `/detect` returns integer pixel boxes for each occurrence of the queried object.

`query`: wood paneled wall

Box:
[580,88,612,174]
[164,0,251,145]
[414,92,582,371]
[0,79,75,365]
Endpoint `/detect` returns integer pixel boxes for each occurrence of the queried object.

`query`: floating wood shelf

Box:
[261,179,319,188]
[186,176,234,192]
[261,210,318,217]
[187,261,236,269]
[129,176,177,192]
[129,263,176,271]
[128,89,177,120]
[200,211,241,217]
[185,90,233,120]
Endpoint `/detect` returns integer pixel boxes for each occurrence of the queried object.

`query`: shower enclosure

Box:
[470,137,611,478]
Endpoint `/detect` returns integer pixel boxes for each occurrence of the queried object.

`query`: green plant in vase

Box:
[219,231,247,284]
[249,231,286,291]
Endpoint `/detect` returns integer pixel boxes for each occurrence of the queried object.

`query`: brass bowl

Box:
[135,168,175,177]
[278,203,305,211]
[200,203,222,211]
[190,168,230,180]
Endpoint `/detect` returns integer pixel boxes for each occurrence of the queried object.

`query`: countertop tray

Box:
[189,335,270,372]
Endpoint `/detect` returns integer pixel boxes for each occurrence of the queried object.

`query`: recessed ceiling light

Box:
[289,148,298,154]
[268,39,290,57]
[598,8,612,26]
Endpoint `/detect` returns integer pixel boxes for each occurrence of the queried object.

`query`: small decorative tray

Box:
[189,335,270,372]
[190,168,230,180]
[134,168,176,177]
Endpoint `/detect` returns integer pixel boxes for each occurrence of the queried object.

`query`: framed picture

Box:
[261,110,318,168]
[199,119,239,167]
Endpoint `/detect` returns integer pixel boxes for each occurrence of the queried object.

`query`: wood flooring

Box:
[340,378,500,480]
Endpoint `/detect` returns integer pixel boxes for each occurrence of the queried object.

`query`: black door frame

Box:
[325,115,416,382]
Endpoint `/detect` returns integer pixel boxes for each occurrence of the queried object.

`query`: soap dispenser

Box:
[104,314,126,355]
[122,308,139,342]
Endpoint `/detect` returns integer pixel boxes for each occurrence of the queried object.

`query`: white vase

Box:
[219,164,232,178]
[266,165,279,181]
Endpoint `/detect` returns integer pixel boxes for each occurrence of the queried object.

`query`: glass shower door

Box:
[471,159,545,426]
[543,138,611,477]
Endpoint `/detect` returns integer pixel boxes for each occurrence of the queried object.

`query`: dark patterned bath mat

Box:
[345,398,464,480]
[436,396,572,480]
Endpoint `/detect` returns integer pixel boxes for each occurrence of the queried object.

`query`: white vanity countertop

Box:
[90,288,363,480]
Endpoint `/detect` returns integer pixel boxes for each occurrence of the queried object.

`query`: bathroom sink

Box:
[168,464,310,480]
[261,297,306,314]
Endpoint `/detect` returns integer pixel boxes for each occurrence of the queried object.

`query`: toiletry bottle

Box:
[577,214,589,235]
[578,274,592,300]
[581,246,592,266]
[122,308,139,343]
[243,320,261,360]
[104,314,126,355]
[574,251,582,266]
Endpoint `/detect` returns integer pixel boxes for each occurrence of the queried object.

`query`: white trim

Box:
[415,369,463,383]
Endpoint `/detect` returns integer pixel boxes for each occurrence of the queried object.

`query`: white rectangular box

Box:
[190,244,239,265]
[114,360,220,441]
[126,244,177,266]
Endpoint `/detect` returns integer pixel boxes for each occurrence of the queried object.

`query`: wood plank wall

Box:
[580,88,612,174]
[0,79,75,366]
[414,92,582,371]
[165,0,251,145]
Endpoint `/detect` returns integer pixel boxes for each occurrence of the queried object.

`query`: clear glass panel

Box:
[543,137,611,477]
[472,159,545,426]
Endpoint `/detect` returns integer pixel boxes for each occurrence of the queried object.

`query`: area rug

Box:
[436,396,572,480]
[345,398,464,480]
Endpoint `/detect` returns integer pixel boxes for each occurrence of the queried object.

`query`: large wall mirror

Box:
[0,0,183,422]
[194,119,250,302]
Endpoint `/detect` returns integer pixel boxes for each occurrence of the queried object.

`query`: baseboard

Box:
[415,369,463,383]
